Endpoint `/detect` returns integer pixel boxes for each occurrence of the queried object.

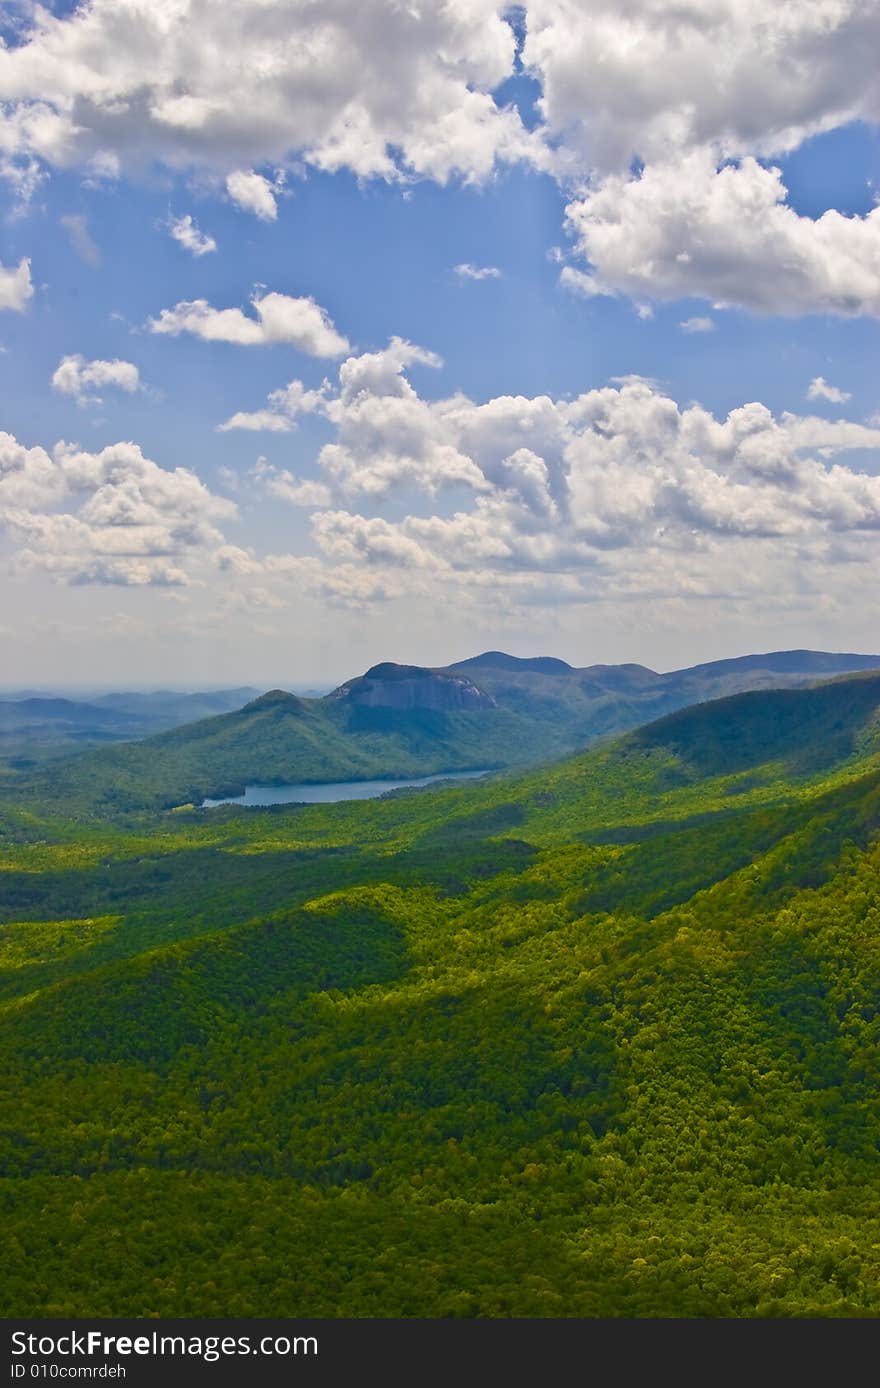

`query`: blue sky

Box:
[1,1,879,686]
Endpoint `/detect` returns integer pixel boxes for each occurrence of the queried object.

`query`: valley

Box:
[2,662,880,1315]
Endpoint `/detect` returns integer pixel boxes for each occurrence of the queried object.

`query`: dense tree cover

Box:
[2,674,880,1316]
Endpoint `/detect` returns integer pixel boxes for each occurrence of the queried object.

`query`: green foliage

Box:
[4,673,880,1315]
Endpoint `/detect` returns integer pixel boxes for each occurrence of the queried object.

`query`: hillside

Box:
[6,649,880,819]
[4,682,539,819]
[449,647,880,740]
[4,672,880,1315]
[0,686,259,771]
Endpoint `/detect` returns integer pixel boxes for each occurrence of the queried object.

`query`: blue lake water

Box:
[202,768,491,808]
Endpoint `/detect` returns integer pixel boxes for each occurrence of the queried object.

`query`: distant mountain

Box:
[0,697,114,728]
[0,687,260,769]
[329,663,497,711]
[9,681,531,815]
[92,688,260,722]
[446,647,880,739]
[451,651,574,676]
[672,649,880,680]
[7,649,880,817]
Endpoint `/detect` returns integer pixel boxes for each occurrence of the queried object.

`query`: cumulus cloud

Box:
[0,434,236,587]
[523,0,880,175]
[148,290,349,357]
[454,262,502,280]
[0,256,33,312]
[168,213,216,256]
[527,3,880,317]
[0,0,532,184]
[563,155,880,318]
[51,354,141,405]
[4,1,880,318]
[680,317,715,334]
[226,170,283,221]
[808,376,852,404]
[207,340,880,616]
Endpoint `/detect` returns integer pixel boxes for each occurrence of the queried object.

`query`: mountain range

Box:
[0,687,260,770]
[6,647,880,817]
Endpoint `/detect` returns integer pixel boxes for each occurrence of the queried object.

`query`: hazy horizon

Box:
[5,639,880,700]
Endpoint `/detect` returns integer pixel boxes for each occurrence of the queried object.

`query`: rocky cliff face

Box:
[327,663,496,712]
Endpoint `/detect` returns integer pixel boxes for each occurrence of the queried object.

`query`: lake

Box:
[201,768,491,807]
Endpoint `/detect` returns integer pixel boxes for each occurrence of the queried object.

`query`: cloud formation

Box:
[7,340,880,621]
[454,262,502,280]
[523,0,880,175]
[562,155,880,317]
[0,0,530,183]
[0,434,235,587]
[206,341,880,614]
[0,256,33,312]
[148,291,349,357]
[226,170,283,221]
[3,1,880,317]
[51,354,141,405]
[219,379,332,433]
[808,376,852,404]
[168,213,216,256]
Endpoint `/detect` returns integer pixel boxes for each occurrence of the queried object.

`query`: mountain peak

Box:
[242,689,305,714]
[451,651,574,676]
[362,662,434,681]
[328,663,496,711]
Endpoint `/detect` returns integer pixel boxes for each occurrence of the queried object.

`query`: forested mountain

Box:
[3,671,880,1315]
[5,649,880,818]
[0,687,260,770]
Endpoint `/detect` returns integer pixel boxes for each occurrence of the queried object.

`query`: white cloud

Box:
[526,1,880,317]
[51,354,141,405]
[252,459,332,508]
[0,0,532,184]
[0,431,62,509]
[808,376,852,404]
[218,378,332,432]
[454,262,502,280]
[558,266,602,300]
[0,256,33,312]
[220,409,295,434]
[209,340,880,617]
[148,291,349,357]
[168,213,216,256]
[0,434,236,587]
[60,213,99,266]
[226,170,283,221]
[680,317,715,334]
[4,1,880,319]
[523,1,880,175]
[563,155,880,318]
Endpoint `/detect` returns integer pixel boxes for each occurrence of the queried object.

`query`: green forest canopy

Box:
[2,672,880,1316]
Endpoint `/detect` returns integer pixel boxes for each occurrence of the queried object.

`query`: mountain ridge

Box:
[5,648,880,818]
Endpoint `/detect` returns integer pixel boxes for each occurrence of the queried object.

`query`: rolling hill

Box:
[4,671,880,1315]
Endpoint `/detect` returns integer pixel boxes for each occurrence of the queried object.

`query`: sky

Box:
[1,0,880,687]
